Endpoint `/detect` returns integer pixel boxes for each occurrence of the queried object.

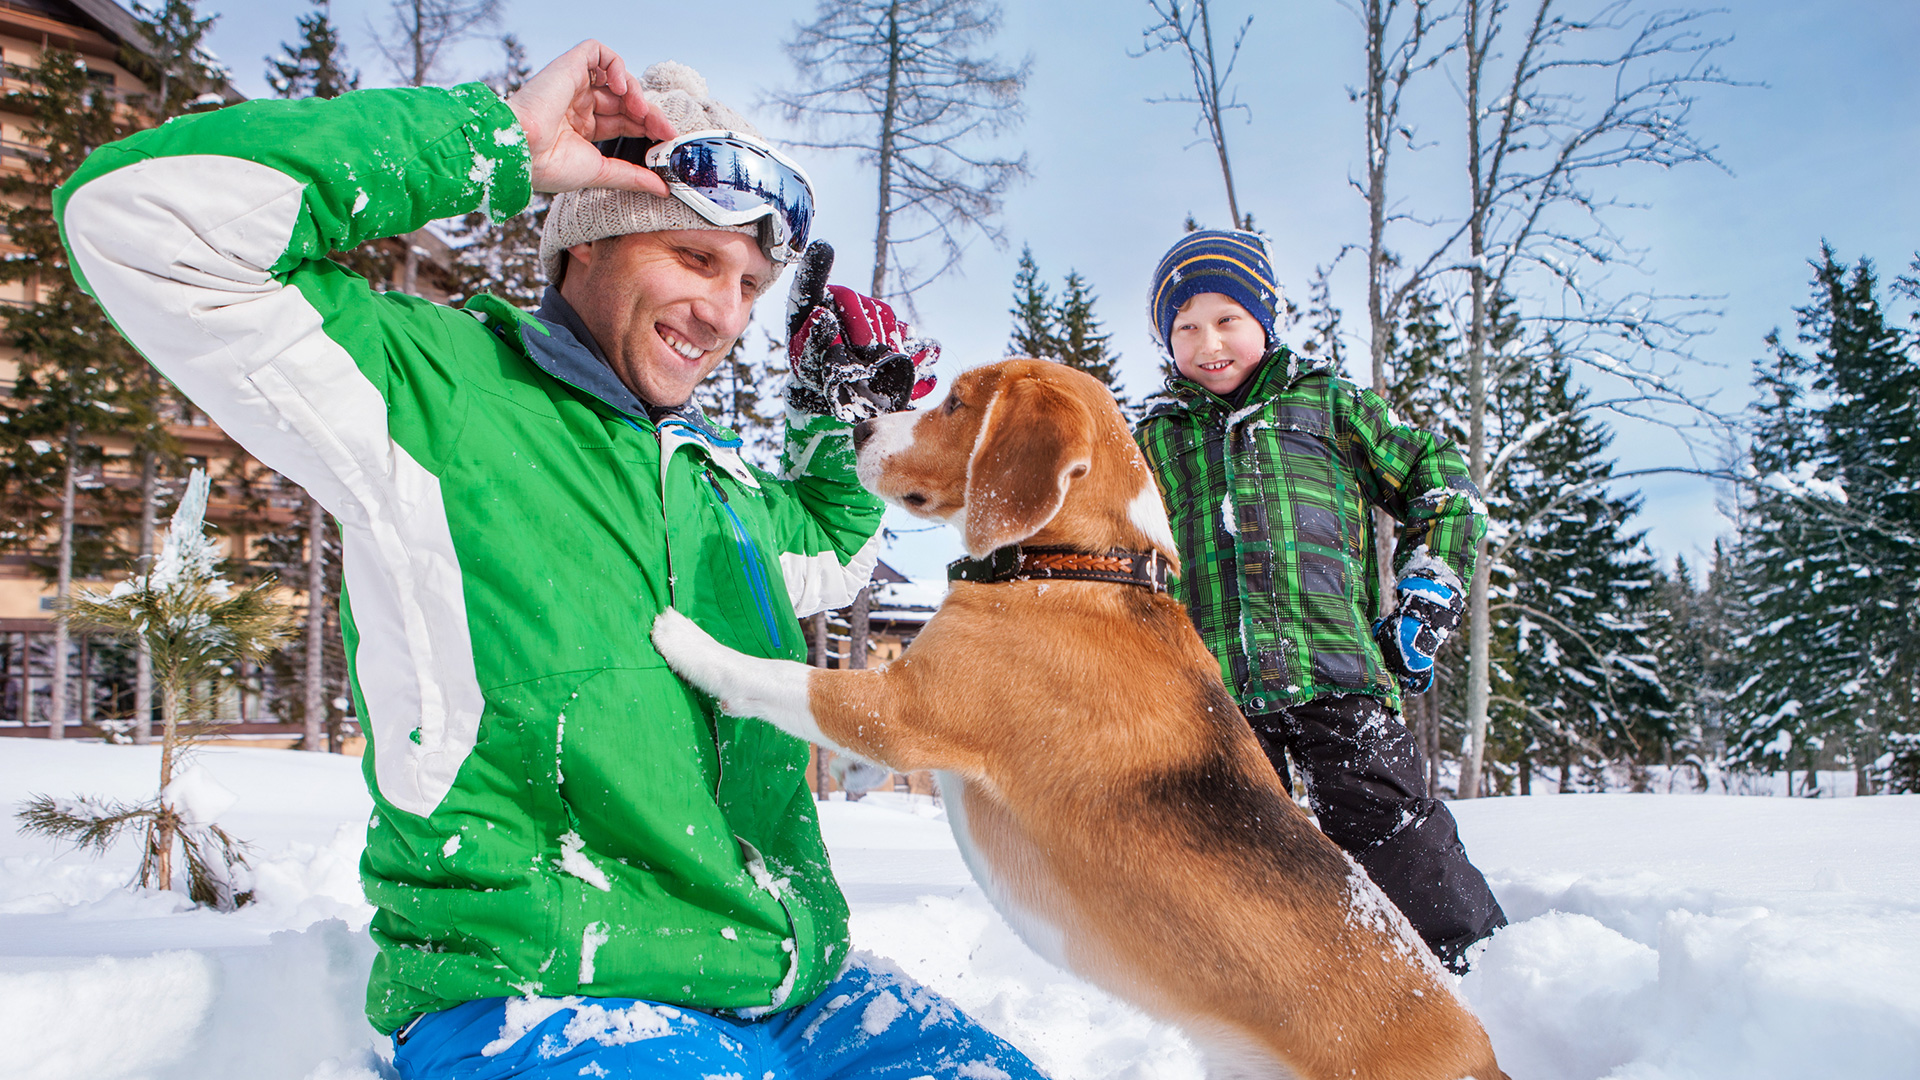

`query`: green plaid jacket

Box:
[1135,348,1484,714]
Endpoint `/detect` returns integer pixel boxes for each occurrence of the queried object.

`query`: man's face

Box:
[561,230,775,407]
[1171,292,1267,397]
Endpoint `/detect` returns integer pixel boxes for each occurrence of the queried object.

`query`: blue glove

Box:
[1371,570,1464,695]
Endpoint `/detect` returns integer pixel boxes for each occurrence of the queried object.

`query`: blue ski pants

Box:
[391,955,1049,1080]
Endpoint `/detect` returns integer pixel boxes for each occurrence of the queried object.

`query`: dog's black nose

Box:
[852,418,875,451]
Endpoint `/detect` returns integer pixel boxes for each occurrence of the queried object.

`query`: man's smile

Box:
[658,323,711,361]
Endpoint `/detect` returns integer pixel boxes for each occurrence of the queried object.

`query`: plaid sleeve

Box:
[1345,385,1484,590]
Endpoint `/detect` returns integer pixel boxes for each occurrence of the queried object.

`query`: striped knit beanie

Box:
[1148,230,1281,351]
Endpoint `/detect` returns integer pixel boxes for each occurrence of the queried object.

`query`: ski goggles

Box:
[595,131,815,263]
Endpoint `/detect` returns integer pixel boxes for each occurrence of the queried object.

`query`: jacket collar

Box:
[528,286,652,419]
[464,289,759,488]
[1147,345,1330,418]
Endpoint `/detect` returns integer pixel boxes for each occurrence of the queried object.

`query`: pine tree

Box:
[125,0,226,119]
[1007,246,1058,360]
[0,50,153,739]
[19,470,294,908]
[1731,246,1920,794]
[1650,545,1745,789]
[1054,270,1126,409]
[266,0,359,100]
[1487,350,1673,792]
[1377,287,1466,441]
[1296,265,1346,373]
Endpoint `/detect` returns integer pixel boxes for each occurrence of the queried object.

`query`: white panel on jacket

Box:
[63,154,485,818]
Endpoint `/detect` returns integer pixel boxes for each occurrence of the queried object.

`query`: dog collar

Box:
[947,545,1171,593]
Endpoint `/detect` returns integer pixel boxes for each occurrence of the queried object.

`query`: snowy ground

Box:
[2,740,1916,1080]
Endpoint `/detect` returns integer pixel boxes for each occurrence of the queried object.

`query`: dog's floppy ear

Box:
[964,374,1094,556]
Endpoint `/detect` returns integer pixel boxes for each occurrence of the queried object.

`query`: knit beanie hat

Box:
[539,61,778,283]
[1147,230,1281,351]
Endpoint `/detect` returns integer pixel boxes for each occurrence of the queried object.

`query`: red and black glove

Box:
[785,241,939,422]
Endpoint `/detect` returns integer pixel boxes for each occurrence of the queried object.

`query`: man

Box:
[58,42,1047,1080]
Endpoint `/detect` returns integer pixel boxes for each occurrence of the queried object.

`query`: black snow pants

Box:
[1246,693,1506,972]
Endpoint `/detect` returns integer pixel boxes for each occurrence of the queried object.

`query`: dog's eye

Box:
[945,395,962,414]
[903,493,929,509]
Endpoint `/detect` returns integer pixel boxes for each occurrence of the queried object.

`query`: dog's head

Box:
[853,359,1179,569]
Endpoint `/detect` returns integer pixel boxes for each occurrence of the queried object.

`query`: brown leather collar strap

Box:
[948,545,1171,593]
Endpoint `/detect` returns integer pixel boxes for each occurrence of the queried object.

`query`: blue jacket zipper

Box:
[705,471,784,650]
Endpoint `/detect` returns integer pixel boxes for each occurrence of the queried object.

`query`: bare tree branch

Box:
[369,0,501,88]
[774,0,1029,303]
[1134,0,1255,230]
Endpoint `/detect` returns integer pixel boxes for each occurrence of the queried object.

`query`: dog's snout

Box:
[852,418,876,451]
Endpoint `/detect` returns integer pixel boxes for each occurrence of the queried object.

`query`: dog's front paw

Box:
[651,607,738,698]
[652,609,821,741]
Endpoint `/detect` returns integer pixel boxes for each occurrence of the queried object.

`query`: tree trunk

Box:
[871,0,903,297]
[48,427,78,741]
[849,587,871,670]
[133,450,157,744]
[1363,0,1389,395]
[149,680,184,892]
[1421,660,1442,798]
[1458,0,1492,799]
[810,611,830,799]
[1197,0,1244,229]
[303,494,328,752]
[1363,0,1399,607]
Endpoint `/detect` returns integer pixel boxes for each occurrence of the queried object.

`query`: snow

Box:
[557,830,610,892]
[128,469,226,598]
[158,763,237,826]
[1760,460,1850,504]
[3,741,1919,1079]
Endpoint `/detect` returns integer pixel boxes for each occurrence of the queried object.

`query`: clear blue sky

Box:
[200,0,1920,583]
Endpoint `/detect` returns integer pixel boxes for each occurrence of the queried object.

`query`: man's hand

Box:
[506,41,679,196]
[785,242,939,422]
[1371,570,1465,695]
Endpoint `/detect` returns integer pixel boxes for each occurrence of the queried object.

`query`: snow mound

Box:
[4,743,1919,1079]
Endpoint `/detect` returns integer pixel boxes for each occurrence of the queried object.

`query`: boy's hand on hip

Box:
[507,40,679,195]
[1372,571,1464,695]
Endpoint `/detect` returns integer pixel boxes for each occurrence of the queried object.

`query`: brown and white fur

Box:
[652,359,1508,1080]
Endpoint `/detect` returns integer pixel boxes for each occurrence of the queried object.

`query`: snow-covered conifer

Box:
[18,471,295,908]
[1730,246,1920,794]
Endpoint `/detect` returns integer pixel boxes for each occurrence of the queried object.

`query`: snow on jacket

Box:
[55,84,885,1032]
[1134,347,1484,715]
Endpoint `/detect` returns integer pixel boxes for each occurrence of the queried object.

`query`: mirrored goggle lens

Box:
[666,139,813,249]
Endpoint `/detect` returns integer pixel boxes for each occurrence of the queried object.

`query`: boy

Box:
[1133,230,1505,972]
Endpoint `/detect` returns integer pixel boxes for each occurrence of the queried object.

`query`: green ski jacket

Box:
[1134,348,1484,715]
[56,84,884,1031]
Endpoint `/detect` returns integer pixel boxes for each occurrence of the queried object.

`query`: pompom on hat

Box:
[1147,230,1282,352]
[539,61,780,282]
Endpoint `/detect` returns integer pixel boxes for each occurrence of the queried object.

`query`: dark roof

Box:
[1,0,244,104]
[62,0,151,49]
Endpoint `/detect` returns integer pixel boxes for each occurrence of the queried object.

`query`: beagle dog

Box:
[653,359,1507,1080]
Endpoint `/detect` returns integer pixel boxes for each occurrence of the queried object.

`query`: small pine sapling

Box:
[15,470,296,909]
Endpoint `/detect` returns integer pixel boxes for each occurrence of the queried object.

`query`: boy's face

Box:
[1171,293,1267,396]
